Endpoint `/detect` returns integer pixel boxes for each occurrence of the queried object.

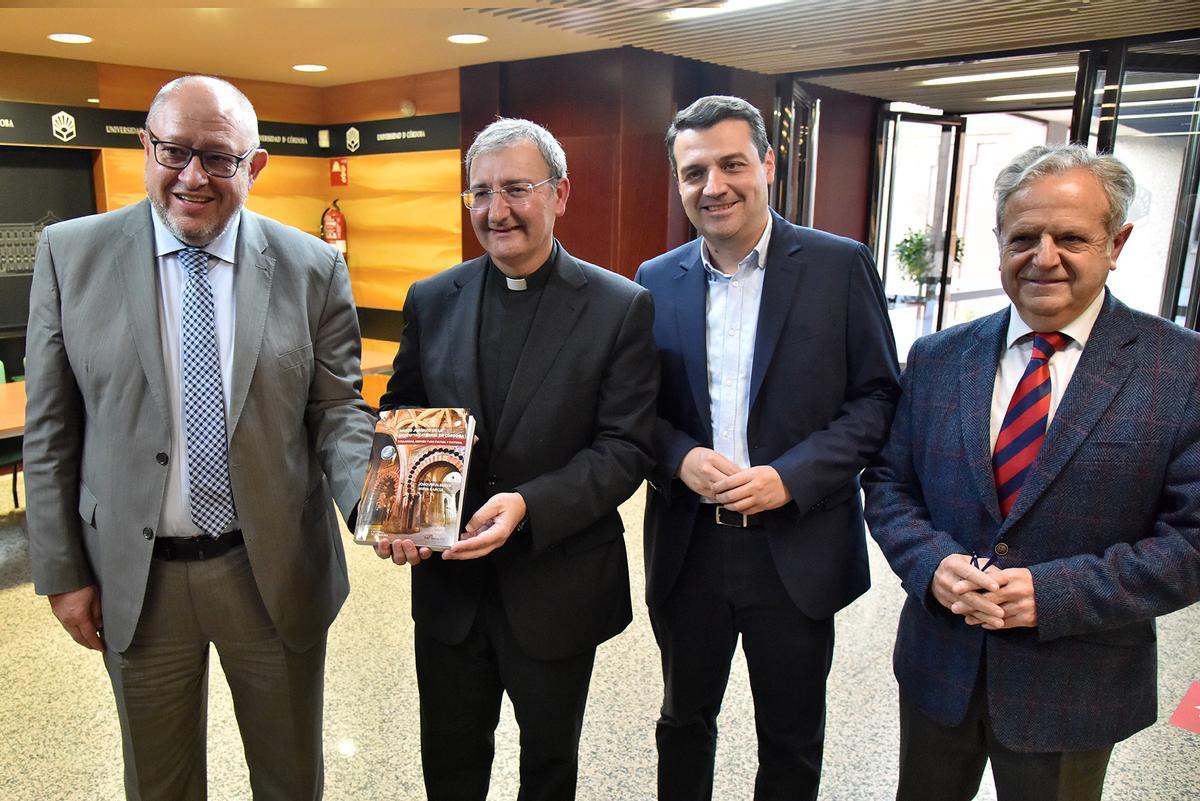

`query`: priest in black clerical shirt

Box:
[376,118,658,801]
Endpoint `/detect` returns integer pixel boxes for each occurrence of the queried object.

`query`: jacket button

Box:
[994,542,1009,556]
[156,452,169,465]
[487,475,497,487]
[142,527,154,540]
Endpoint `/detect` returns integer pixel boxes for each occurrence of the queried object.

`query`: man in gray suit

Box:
[24,75,375,799]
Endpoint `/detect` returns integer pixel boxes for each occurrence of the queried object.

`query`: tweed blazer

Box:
[863,291,1200,751]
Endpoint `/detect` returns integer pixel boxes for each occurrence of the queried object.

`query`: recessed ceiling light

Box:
[985,90,1075,102]
[87,98,100,104]
[666,0,787,21]
[921,66,1078,86]
[448,34,489,45]
[987,79,1199,103]
[47,33,93,44]
[292,64,328,73]
[889,102,945,115]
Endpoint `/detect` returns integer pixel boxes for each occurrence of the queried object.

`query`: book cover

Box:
[354,407,475,551]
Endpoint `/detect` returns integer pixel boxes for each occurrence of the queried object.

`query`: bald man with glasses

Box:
[24,75,375,800]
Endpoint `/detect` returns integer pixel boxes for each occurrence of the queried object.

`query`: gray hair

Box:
[146,75,259,147]
[994,144,1136,237]
[465,118,567,182]
[666,95,770,174]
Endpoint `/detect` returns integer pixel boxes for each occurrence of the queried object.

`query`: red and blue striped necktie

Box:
[993,331,1070,518]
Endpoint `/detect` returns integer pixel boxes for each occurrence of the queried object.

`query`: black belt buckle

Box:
[154,529,243,561]
[714,506,753,527]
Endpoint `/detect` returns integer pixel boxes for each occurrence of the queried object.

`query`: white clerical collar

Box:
[506,276,527,291]
[150,205,241,265]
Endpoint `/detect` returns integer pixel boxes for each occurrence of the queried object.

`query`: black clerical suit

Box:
[380,242,658,801]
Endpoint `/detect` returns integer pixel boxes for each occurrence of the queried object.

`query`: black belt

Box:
[703,505,762,528]
[153,529,244,561]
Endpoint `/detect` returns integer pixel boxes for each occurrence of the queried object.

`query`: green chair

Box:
[0,359,22,508]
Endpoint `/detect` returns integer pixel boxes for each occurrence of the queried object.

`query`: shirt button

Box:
[727,329,736,336]
[995,542,1010,556]
[142,527,154,540]
[725,379,733,387]
[732,280,740,287]
[156,452,169,465]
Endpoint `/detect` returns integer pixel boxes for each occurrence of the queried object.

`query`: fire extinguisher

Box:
[321,199,348,262]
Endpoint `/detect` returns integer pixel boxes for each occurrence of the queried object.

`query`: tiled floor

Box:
[1,473,1196,800]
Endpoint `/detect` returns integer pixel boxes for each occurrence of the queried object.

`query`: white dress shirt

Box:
[701,215,772,500]
[150,208,241,537]
[989,289,1106,450]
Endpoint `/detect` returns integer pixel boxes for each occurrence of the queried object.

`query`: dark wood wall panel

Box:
[549,134,620,269]
[457,48,877,277]
[803,83,879,243]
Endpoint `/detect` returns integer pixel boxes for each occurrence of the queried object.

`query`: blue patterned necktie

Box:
[178,247,235,537]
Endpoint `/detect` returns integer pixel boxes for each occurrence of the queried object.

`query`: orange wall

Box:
[86,63,463,309]
[96,63,458,124]
[93,146,461,310]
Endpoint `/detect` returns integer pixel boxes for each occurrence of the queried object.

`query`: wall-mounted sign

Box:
[0,101,459,156]
[330,157,348,186]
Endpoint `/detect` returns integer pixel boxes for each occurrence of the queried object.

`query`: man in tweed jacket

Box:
[863,144,1200,801]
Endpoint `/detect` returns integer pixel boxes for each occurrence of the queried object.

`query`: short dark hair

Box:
[666,95,770,174]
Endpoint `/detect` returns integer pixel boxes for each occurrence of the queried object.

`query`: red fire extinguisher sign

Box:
[330,157,348,186]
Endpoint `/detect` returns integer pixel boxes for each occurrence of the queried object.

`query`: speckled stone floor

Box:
[1,472,1196,800]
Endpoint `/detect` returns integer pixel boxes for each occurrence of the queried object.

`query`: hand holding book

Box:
[442,492,527,561]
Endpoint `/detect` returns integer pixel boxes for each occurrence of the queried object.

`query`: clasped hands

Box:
[678,447,791,514]
[374,491,525,566]
[931,553,1037,629]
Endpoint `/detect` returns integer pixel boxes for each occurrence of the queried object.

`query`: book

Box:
[354,407,475,551]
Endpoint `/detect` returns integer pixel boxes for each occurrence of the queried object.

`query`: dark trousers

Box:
[650,515,835,801]
[897,681,1113,801]
[415,581,597,801]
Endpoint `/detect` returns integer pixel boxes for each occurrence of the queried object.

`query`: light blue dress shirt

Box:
[700,216,772,500]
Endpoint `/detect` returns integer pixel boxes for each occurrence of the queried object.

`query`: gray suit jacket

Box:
[24,200,376,653]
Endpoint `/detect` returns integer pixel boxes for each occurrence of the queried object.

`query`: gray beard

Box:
[149,194,236,247]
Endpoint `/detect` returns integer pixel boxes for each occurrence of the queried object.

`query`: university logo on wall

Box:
[346,126,360,153]
[51,110,76,142]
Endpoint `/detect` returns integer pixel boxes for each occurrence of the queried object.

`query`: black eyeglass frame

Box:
[145,127,259,179]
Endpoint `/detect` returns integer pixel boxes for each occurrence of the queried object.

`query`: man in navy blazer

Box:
[863,144,1200,800]
[635,95,900,801]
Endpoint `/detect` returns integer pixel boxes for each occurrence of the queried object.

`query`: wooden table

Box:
[0,381,24,440]
[361,338,398,375]
[0,341,398,440]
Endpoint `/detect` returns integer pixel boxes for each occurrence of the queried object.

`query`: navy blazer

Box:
[863,292,1200,751]
[635,213,901,618]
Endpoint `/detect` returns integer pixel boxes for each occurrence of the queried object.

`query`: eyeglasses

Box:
[461,177,556,210]
[145,127,258,179]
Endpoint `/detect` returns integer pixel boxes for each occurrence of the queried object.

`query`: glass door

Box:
[1075,38,1200,328]
[872,110,965,360]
